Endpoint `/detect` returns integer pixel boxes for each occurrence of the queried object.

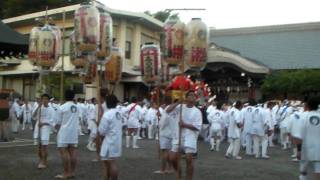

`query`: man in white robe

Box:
[99,94,122,180]
[225,101,243,160]
[207,102,225,151]
[54,90,79,179]
[291,96,320,180]
[32,94,55,169]
[22,99,33,130]
[167,91,202,180]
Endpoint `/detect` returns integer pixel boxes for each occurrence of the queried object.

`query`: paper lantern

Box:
[28,26,41,65]
[37,25,58,68]
[70,32,87,68]
[51,25,61,61]
[82,63,97,84]
[74,4,100,52]
[163,17,185,65]
[184,18,208,70]
[105,47,123,83]
[140,44,160,83]
[97,11,113,61]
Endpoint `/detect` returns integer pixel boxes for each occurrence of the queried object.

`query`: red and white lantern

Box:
[184,18,208,70]
[51,25,61,61]
[97,11,113,61]
[37,25,58,68]
[140,44,160,83]
[28,26,41,65]
[74,4,100,52]
[163,17,185,65]
[70,32,87,68]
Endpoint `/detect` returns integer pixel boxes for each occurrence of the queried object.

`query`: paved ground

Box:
[0,130,303,180]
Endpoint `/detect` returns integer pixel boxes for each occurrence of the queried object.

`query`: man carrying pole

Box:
[167,90,202,180]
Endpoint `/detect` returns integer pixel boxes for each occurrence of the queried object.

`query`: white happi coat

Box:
[145,108,158,126]
[99,108,123,159]
[250,107,267,137]
[159,106,171,138]
[125,103,143,128]
[87,103,96,131]
[227,107,243,139]
[242,106,255,135]
[207,109,225,133]
[172,105,202,150]
[22,103,32,123]
[293,111,320,161]
[56,101,80,145]
[33,105,55,141]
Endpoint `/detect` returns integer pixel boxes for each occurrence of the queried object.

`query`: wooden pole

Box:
[60,10,66,102]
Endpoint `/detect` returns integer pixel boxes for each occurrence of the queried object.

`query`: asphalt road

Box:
[0,130,303,180]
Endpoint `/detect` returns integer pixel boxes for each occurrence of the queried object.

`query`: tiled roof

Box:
[210,22,320,70]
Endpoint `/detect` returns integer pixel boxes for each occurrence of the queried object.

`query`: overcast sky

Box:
[100,0,320,29]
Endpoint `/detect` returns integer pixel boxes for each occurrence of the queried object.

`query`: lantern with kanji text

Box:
[163,16,185,65]
[74,3,100,53]
[28,26,41,65]
[97,11,113,61]
[184,18,208,70]
[37,25,59,69]
[140,44,160,83]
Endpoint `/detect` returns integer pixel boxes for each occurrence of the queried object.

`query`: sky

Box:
[100,0,320,29]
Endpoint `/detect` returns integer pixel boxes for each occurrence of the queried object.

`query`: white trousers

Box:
[147,124,154,139]
[11,116,19,133]
[226,138,241,157]
[245,133,253,155]
[253,135,269,157]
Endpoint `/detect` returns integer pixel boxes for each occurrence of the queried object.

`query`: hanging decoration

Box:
[105,47,123,84]
[37,24,60,69]
[97,11,113,62]
[74,3,100,53]
[28,26,41,65]
[140,44,160,83]
[70,32,87,69]
[163,16,185,65]
[184,18,208,70]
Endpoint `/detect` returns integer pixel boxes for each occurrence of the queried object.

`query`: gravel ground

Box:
[0,130,304,180]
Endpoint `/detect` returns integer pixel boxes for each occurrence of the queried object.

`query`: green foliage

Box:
[42,73,73,100]
[261,69,320,97]
[144,10,179,22]
[1,0,84,19]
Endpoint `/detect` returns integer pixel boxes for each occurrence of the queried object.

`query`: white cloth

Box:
[33,105,55,142]
[294,111,320,161]
[125,103,143,128]
[56,101,79,145]
[171,104,202,151]
[242,106,255,135]
[159,106,172,138]
[22,104,32,124]
[250,107,267,137]
[207,109,225,137]
[227,107,243,139]
[99,108,122,159]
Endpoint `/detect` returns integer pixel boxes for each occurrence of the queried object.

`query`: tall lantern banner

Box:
[51,25,61,61]
[105,47,123,84]
[74,4,100,53]
[140,44,160,83]
[163,17,185,65]
[37,25,58,69]
[70,32,87,69]
[28,26,41,65]
[184,18,208,70]
[97,11,113,61]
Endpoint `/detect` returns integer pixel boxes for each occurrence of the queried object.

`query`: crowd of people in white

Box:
[1,90,319,180]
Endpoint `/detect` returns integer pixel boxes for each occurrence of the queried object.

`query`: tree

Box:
[261,69,320,99]
[1,0,84,19]
[144,10,179,22]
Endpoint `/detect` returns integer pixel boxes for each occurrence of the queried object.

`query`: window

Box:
[125,41,131,59]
